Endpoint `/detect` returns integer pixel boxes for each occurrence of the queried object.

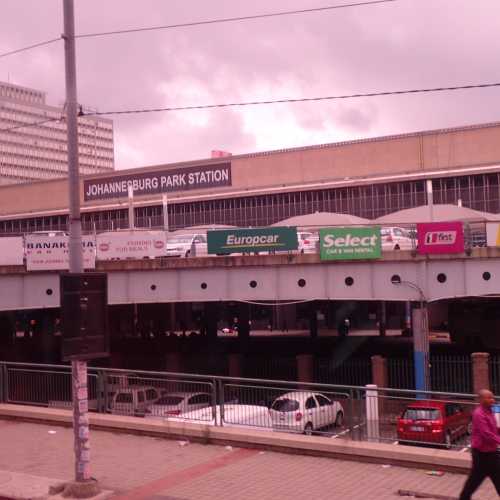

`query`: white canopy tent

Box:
[272,212,370,228]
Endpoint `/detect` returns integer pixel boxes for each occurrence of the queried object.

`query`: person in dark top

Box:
[459,389,500,499]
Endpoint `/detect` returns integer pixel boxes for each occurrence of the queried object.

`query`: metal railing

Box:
[0,361,481,450]
[388,356,472,394]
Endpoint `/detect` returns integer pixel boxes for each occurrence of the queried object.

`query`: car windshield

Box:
[271,398,300,412]
[155,396,184,405]
[403,408,441,420]
[168,236,193,244]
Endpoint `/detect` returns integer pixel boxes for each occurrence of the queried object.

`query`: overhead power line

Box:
[0,117,62,133]
[2,81,499,133]
[0,1,397,59]
[0,37,61,59]
[76,0,398,39]
[87,82,500,117]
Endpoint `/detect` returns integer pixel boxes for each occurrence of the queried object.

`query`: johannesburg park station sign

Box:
[320,227,381,260]
[84,162,231,201]
[207,227,298,254]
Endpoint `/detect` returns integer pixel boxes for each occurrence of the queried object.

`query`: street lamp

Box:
[391,275,430,393]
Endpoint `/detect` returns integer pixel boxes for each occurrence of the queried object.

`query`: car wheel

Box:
[444,431,452,449]
[304,423,314,436]
[335,410,344,427]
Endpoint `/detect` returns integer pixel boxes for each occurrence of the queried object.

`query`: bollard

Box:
[365,384,380,442]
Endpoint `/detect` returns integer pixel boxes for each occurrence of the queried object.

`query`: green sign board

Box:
[207,227,298,254]
[319,227,381,260]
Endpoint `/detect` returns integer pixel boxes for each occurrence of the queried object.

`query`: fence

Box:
[388,355,473,393]
[315,357,372,386]
[0,362,480,450]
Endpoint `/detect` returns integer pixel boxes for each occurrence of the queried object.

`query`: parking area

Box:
[0,420,495,500]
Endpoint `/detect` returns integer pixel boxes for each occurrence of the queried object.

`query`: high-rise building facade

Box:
[0,81,114,186]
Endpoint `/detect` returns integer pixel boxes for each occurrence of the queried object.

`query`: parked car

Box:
[381,226,413,251]
[111,386,161,416]
[397,401,471,448]
[169,404,273,429]
[165,233,207,257]
[297,231,319,254]
[269,391,344,435]
[145,392,212,418]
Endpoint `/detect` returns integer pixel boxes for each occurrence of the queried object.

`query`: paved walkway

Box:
[0,420,496,500]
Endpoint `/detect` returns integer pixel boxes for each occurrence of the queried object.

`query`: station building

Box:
[1,121,500,370]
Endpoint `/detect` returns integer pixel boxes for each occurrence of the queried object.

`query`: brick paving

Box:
[0,420,497,499]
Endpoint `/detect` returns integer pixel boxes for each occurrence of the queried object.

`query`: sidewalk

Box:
[0,420,496,500]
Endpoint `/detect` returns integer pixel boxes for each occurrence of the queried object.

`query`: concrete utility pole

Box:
[62,0,94,491]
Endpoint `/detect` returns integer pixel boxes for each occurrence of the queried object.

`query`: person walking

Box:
[459,389,500,499]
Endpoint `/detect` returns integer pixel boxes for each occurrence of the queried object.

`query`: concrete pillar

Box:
[309,302,318,340]
[205,302,219,340]
[378,301,387,337]
[472,352,490,394]
[228,353,243,379]
[296,354,314,383]
[371,355,388,388]
[166,352,182,373]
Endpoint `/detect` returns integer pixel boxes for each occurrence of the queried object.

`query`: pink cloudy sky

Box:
[1,0,500,170]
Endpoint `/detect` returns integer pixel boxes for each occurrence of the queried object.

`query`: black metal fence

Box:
[388,355,472,394]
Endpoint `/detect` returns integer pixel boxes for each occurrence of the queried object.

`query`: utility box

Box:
[60,272,109,361]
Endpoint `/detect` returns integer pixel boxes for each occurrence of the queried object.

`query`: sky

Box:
[1,0,500,170]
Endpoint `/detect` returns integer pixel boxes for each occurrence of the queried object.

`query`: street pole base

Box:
[50,479,101,498]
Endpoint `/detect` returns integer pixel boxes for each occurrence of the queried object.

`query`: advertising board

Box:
[96,230,167,260]
[487,222,500,247]
[25,234,96,271]
[319,227,381,260]
[417,222,464,254]
[207,227,298,254]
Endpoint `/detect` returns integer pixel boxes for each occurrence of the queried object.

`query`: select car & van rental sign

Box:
[320,227,381,260]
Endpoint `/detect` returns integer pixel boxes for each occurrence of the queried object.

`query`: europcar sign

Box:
[320,227,381,260]
[207,227,298,254]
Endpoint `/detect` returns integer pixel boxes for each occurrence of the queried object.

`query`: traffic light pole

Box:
[62,0,96,493]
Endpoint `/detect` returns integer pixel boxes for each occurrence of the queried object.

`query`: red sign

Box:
[417,222,464,254]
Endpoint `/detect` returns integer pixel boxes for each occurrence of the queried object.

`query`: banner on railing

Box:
[207,227,298,254]
[0,237,24,265]
[487,222,500,247]
[96,230,167,260]
[417,222,464,254]
[25,234,96,271]
[319,227,381,260]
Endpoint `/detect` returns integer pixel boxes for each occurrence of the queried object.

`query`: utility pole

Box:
[62,0,95,492]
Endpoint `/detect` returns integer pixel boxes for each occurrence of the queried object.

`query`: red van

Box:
[397,401,471,449]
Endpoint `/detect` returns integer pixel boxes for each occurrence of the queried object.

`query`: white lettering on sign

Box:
[84,164,231,201]
[226,234,279,246]
[424,231,457,245]
[322,234,378,248]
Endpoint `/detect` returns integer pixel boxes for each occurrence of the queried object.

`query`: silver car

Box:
[165,234,207,257]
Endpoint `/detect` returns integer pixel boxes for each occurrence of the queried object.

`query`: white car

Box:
[297,231,319,254]
[111,386,161,416]
[381,227,414,251]
[165,233,207,257]
[145,392,212,418]
[169,404,273,430]
[269,391,344,435]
